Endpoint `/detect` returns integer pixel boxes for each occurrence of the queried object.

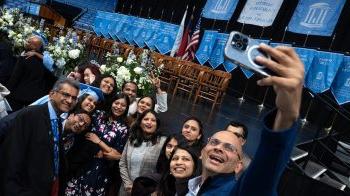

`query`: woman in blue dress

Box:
[65,92,130,195]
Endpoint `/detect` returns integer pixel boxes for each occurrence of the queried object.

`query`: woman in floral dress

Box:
[65,93,130,195]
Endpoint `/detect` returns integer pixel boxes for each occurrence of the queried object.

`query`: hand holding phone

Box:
[224,31,275,77]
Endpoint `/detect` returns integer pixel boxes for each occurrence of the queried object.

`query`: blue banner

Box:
[223,59,238,72]
[240,67,254,78]
[145,20,163,50]
[294,47,316,75]
[288,0,346,36]
[109,13,128,41]
[203,0,239,20]
[305,51,343,93]
[331,56,350,105]
[209,33,229,69]
[132,18,148,48]
[155,23,179,54]
[195,30,218,65]
[92,12,104,36]
[124,16,137,45]
[98,11,116,39]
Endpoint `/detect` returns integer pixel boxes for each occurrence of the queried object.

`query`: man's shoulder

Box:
[16,104,48,118]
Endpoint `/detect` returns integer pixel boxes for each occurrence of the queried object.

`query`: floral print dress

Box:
[65,110,129,196]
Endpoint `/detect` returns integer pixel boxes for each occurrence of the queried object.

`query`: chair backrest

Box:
[178,62,207,80]
[199,70,232,91]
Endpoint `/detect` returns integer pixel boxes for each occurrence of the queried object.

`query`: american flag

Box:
[181,16,201,61]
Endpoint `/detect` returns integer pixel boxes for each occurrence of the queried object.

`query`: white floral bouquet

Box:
[100,48,162,96]
[47,28,85,76]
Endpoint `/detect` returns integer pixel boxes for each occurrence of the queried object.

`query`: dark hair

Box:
[98,74,117,95]
[129,110,161,147]
[121,81,138,91]
[157,145,199,196]
[138,96,156,111]
[106,93,130,123]
[82,64,101,87]
[68,108,92,132]
[225,120,248,140]
[156,134,187,173]
[52,78,80,92]
[182,116,204,143]
[75,94,99,114]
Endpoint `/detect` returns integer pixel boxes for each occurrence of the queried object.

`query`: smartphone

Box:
[224,31,275,77]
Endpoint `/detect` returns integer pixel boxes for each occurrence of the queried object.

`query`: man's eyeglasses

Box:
[207,137,241,160]
[57,91,78,102]
[76,114,89,129]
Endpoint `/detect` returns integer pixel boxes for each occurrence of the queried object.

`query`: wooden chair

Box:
[118,43,135,58]
[159,58,183,92]
[87,36,103,60]
[172,62,211,101]
[193,70,232,110]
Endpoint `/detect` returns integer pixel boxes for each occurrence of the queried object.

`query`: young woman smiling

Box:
[119,110,167,196]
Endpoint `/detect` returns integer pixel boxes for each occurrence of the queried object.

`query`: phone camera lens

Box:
[233,33,241,41]
[242,38,248,44]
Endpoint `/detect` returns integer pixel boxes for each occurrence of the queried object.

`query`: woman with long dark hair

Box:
[156,145,199,196]
[127,95,156,126]
[181,116,204,156]
[65,93,130,195]
[119,110,166,195]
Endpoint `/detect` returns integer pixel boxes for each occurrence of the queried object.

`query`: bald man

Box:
[187,44,304,196]
[7,35,56,111]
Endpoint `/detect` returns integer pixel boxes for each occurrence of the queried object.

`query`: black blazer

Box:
[0,40,15,87]
[0,104,56,195]
[7,55,57,105]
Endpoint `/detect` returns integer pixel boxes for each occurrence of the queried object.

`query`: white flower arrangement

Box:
[47,29,86,75]
[100,49,163,96]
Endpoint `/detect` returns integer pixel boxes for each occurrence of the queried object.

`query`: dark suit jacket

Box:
[0,40,15,87]
[7,55,57,109]
[0,104,55,195]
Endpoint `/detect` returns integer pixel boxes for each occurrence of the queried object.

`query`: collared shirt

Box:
[186,176,202,196]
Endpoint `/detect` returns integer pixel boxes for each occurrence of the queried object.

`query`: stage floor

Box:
[159,93,328,157]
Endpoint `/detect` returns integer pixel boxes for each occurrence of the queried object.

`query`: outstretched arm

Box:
[234,44,304,196]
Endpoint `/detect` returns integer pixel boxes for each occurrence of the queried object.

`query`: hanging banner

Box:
[305,51,343,93]
[145,20,163,50]
[132,18,148,48]
[294,47,316,75]
[288,0,346,36]
[195,30,218,65]
[223,59,238,72]
[124,16,137,45]
[92,11,104,36]
[98,11,117,39]
[240,67,254,78]
[109,13,128,41]
[209,33,229,69]
[237,0,284,27]
[331,56,350,105]
[155,23,179,54]
[203,0,239,20]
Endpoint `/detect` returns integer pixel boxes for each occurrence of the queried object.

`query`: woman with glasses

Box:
[65,93,130,195]
[119,110,167,196]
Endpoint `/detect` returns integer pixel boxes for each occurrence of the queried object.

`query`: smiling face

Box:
[83,68,95,85]
[65,113,91,134]
[81,95,97,113]
[140,112,157,135]
[201,131,243,176]
[182,120,202,144]
[122,82,137,102]
[111,98,127,118]
[170,148,195,179]
[49,83,79,113]
[100,77,115,95]
[165,138,178,159]
[137,97,153,114]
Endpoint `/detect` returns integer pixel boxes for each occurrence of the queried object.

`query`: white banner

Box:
[237,0,284,27]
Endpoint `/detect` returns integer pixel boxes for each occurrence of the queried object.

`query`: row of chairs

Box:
[45,25,232,110]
